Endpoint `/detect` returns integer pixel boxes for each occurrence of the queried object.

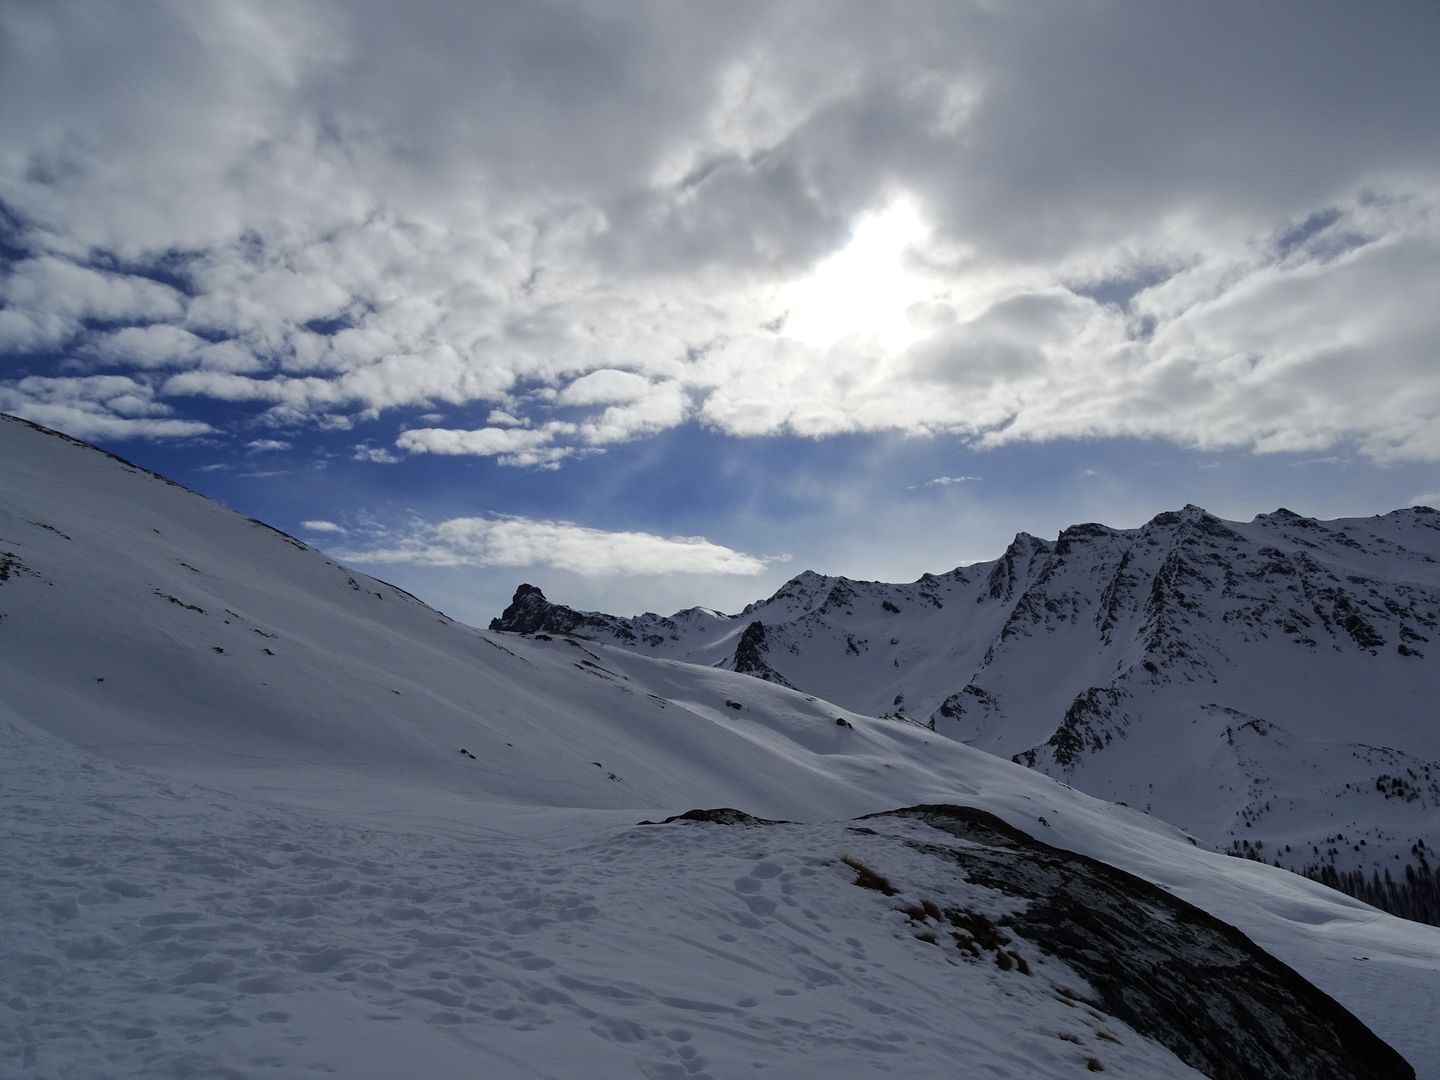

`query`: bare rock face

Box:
[730,620,794,687]
[488,583,557,633]
[880,805,1415,1080]
[488,584,637,641]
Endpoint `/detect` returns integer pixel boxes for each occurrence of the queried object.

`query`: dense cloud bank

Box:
[2,1,1437,462]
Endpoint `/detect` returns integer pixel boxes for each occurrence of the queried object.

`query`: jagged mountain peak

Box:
[509,581,547,605]
[488,581,642,641]
[745,567,834,610]
[1054,521,1121,555]
[670,603,731,620]
[490,581,562,631]
[1005,529,1052,549]
[1141,503,1228,530]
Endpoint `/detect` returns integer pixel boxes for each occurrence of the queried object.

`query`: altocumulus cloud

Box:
[1,2,1437,463]
[336,517,771,577]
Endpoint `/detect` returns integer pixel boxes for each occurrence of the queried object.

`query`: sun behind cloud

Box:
[779,198,932,353]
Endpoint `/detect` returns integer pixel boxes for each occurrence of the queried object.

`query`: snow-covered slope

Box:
[3,413,1438,1078]
[494,505,1440,917]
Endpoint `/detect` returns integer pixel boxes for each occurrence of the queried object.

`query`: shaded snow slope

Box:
[2,413,1438,1077]
[493,505,1440,902]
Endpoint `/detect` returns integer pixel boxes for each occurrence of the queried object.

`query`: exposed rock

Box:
[730,620,794,687]
[873,805,1415,1080]
[637,807,789,827]
[489,583,636,641]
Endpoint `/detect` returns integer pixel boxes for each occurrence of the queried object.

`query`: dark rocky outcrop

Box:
[637,807,789,827]
[875,805,1415,1080]
[489,583,636,641]
[729,620,794,687]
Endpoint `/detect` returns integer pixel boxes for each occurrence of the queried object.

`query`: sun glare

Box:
[781,198,930,352]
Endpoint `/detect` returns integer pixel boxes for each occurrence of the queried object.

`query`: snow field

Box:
[2,714,1207,1079]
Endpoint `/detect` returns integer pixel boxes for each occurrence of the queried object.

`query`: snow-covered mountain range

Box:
[4,411,1438,1078]
[492,505,1440,921]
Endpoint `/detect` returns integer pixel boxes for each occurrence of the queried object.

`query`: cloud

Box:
[84,325,263,373]
[301,520,346,534]
[0,375,213,440]
[579,381,690,446]
[1,257,185,341]
[395,422,580,468]
[909,475,981,489]
[247,438,290,452]
[1413,492,1439,509]
[556,369,653,406]
[380,381,689,465]
[337,515,771,577]
[1,2,1436,464]
[352,445,400,464]
[0,308,79,353]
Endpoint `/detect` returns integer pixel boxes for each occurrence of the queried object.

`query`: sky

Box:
[2,1,1439,625]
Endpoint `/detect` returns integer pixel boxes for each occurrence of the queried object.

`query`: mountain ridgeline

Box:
[493,504,1440,924]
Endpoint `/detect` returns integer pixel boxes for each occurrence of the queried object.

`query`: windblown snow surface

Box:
[2,413,1437,1078]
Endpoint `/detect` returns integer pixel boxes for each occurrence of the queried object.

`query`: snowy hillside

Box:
[493,505,1440,919]
[3,412,1439,1078]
